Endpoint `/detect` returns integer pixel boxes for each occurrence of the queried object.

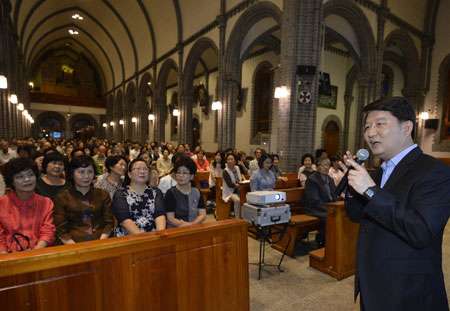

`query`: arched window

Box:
[253,67,273,138]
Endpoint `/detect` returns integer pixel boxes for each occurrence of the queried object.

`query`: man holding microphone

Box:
[343,97,450,310]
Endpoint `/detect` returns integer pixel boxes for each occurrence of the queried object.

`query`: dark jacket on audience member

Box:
[53,186,114,243]
[305,171,337,221]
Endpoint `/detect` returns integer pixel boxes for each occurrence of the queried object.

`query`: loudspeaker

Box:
[297,65,316,75]
[424,119,439,130]
[319,72,331,96]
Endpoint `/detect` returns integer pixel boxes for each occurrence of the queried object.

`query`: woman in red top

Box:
[0,158,55,253]
[194,149,209,172]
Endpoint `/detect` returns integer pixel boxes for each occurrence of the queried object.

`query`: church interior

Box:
[0,0,450,310]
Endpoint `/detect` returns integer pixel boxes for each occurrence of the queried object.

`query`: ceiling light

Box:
[18,103,24,111]
[0,75,7,89]
[173,109,180,116]
[103,123,107,128]
[69,29,79,35]
[119,119,124,125]
[132,117,137,123]
[148,114,154,120]
[9,94,18,104]
[29,82,34,88]
[274,86,288,99]
[72,14,83,20]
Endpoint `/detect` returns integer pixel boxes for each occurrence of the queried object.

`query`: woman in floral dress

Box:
[111,158,166,236]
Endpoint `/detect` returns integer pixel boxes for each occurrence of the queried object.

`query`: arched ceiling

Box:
[10,0,180,95]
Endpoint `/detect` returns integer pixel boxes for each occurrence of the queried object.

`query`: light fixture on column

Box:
[103,123,107,128]
[212,101,222,110]
[110,121,115,126]
[18,103,24,111]
[419,111,430,120]
[9,94,18,104]
[132,117,137,123]
[30,118,34,124]
[274,86,288,99]
[148,114,155,120]
[23,110,29,117]
[119,119,124,125]
[0,75,7,89]
[173,108,180,116]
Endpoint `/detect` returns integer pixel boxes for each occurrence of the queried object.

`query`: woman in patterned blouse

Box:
[111,158,166,236]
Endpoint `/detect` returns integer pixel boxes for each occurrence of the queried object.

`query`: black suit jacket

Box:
[305,172,338,221]
[346,147,450,311]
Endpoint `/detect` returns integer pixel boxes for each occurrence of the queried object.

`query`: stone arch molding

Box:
[324,0,377,75]
[320,114,344,153]
[432,53,450,151]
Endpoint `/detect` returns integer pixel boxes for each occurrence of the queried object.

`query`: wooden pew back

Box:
[0,220,250,311]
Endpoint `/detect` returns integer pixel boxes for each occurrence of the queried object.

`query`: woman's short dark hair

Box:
[30,151,44,161]
[363,96,416,139]
[123,158,149,186]
[17,145,32,156]
[105,155,128,173]
[226,153,237,165]
[68,155,96,183]
[71,148,85,158]
[174,155,197,175]
[3,157,39,189]
[301,154,314,166]
[271,154,280,161]
[258,153,272,169]
[42,152,67,174]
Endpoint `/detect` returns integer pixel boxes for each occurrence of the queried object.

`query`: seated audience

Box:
[165,156,206,227]
[236,151,249,176]
[209,150,225,196]
[270,154,288,182]
[328,155,345,187]
[129,142,141,161]
[138,150,152,167]
[298,153,316,187]
[315,148,328,160]
[112,158,166,236]
[194,149,209,172]
[222,153,243,218]
[305,157,338,248]
[35,152,71,201]
[248,148,263,176]
[31,152,45,178]
[54,155,114,244]
[158,154,179,195]
[250,153,276,192]
[94,156,127,200]
[157,147,173,177]
[0,158,55,253]
[0,141,17,164]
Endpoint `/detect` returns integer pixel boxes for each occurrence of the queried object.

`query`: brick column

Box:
[343,94,354,151]
[277,0,323,173]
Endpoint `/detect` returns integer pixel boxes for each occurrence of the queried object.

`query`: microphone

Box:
[334,149,370,195]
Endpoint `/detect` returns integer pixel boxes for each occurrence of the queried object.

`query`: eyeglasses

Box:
[132,167,150,172]
[176,171,191,176]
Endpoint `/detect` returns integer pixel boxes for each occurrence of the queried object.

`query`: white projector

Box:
[246,191,286,205]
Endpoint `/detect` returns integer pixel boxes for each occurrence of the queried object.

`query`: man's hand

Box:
[343,151,376,195]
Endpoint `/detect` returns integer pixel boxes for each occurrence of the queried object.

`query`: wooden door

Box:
[324,121,339,157]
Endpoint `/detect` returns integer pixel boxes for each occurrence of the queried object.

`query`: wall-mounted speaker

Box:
[297,65,316,75]
[424,119,439,130]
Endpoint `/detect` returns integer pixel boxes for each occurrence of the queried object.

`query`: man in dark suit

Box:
[344,97,450,310]
[305,157,338,248]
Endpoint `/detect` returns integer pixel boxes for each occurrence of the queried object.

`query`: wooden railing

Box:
[0,219,250,311]
[30,92,106,108]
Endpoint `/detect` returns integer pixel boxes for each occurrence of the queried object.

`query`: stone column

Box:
[178,88,193,145]
[342,93,354,151]
[402,88,425,143]
[153,96,166,143]
[276,0,323,173]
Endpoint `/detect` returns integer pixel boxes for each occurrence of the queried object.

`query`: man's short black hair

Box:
[258,153,271,169]
[42,151,67,174]
[105,155,128,173]
[363,97,416,139]
[173,155,197,175]
[3,157,39,189]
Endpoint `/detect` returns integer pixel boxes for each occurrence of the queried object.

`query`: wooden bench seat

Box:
[271,214,321,257]
[193,171,213,204]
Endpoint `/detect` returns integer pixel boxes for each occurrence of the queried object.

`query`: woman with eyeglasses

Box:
[165,156,206,227]
[54,155,114,244]
[111,158,166,236]
[0,158,55,253]
[35,152,71,201]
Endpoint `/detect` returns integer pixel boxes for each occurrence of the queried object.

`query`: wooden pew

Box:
[438,158,450,166]
[193,171,212,203]
[0,219,250,311]
[309,201,359,280]
[215,177,233,220]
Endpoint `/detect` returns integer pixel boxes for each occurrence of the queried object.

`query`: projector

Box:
[246,191,286,205]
